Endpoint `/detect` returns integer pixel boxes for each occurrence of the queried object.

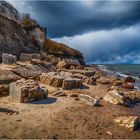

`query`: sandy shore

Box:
[0,84,140,139]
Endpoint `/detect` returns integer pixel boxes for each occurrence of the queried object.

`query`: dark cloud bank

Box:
[10,1,140,64]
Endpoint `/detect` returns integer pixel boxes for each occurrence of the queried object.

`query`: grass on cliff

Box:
[43,39,83,57]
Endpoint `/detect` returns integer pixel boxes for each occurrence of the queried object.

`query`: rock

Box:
[82,76,96,85]
[114,116,139,131]
[125,91,140,103]
[40,72,65,87]
[78,94,100,106]
[69,70,95,77]
[20,53,32,62]
[62,77,82,90]
[112,80,123,86]
[103,89,131,107]
[57,59,80,69]
[122,82,134,89]
[96,76,111,84]
[0,69,21,84]
[32,53,41,60]
[72,73,85,79]
[52,91,66,97]
[10,79,48,103]
[12,63,51,79]
[124,76,135,83]
[0,84,9,96]
[2,53,17,64]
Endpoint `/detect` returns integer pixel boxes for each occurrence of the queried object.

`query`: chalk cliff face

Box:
[0,0,85,64]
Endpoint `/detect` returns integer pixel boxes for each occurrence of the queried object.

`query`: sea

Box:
[98,64,140,90]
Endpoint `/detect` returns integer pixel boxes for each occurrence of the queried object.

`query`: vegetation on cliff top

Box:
[44,39,83,58]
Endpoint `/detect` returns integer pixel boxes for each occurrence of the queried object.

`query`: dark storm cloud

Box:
[22,1,140,38]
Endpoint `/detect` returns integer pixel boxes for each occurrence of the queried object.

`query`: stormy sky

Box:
[8,0,140,64]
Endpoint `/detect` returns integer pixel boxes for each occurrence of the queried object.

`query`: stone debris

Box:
[0,84,9,96]
[62,77,82,90]
[57,59,80,69]
[124,76,135,83]
[78,94,100,106]
[114,116,139,131]
[103,89,131,107]
[10,79,48,103]
[2,53,17,64]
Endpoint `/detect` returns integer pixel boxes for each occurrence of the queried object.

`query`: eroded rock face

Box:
[78,94,100,106]
[57,59,80,69]
[103,90,131,107]
[10,79,48,103]
[114,116,139,131]
[62,77,82,90]
[0,84,9,97]
[82,76,96,85]
[2,53,17,64]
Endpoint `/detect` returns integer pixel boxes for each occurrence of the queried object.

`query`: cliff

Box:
[0,0,85,64]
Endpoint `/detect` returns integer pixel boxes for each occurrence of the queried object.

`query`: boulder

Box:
[114,116,139,131]
[40,72,65,87]
[122,82,134,89]
[62,77,82,90]
[96,76,111,84]
[20,53,32,62]
[0,70,21,84]
[103,89,131,107]
[82,76,96,85]
[12,63,52,79]
[2,53,17,64]
[57,59,80,69]
[125,91,140,103]
[0,84,9,97]
[10,79,48,103]
[32,53,41,60]
[124,76,135,83]
[78,94,100,106]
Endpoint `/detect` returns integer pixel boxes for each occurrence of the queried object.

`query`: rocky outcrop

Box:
[10,79,48,103]
[114,116,139,131]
